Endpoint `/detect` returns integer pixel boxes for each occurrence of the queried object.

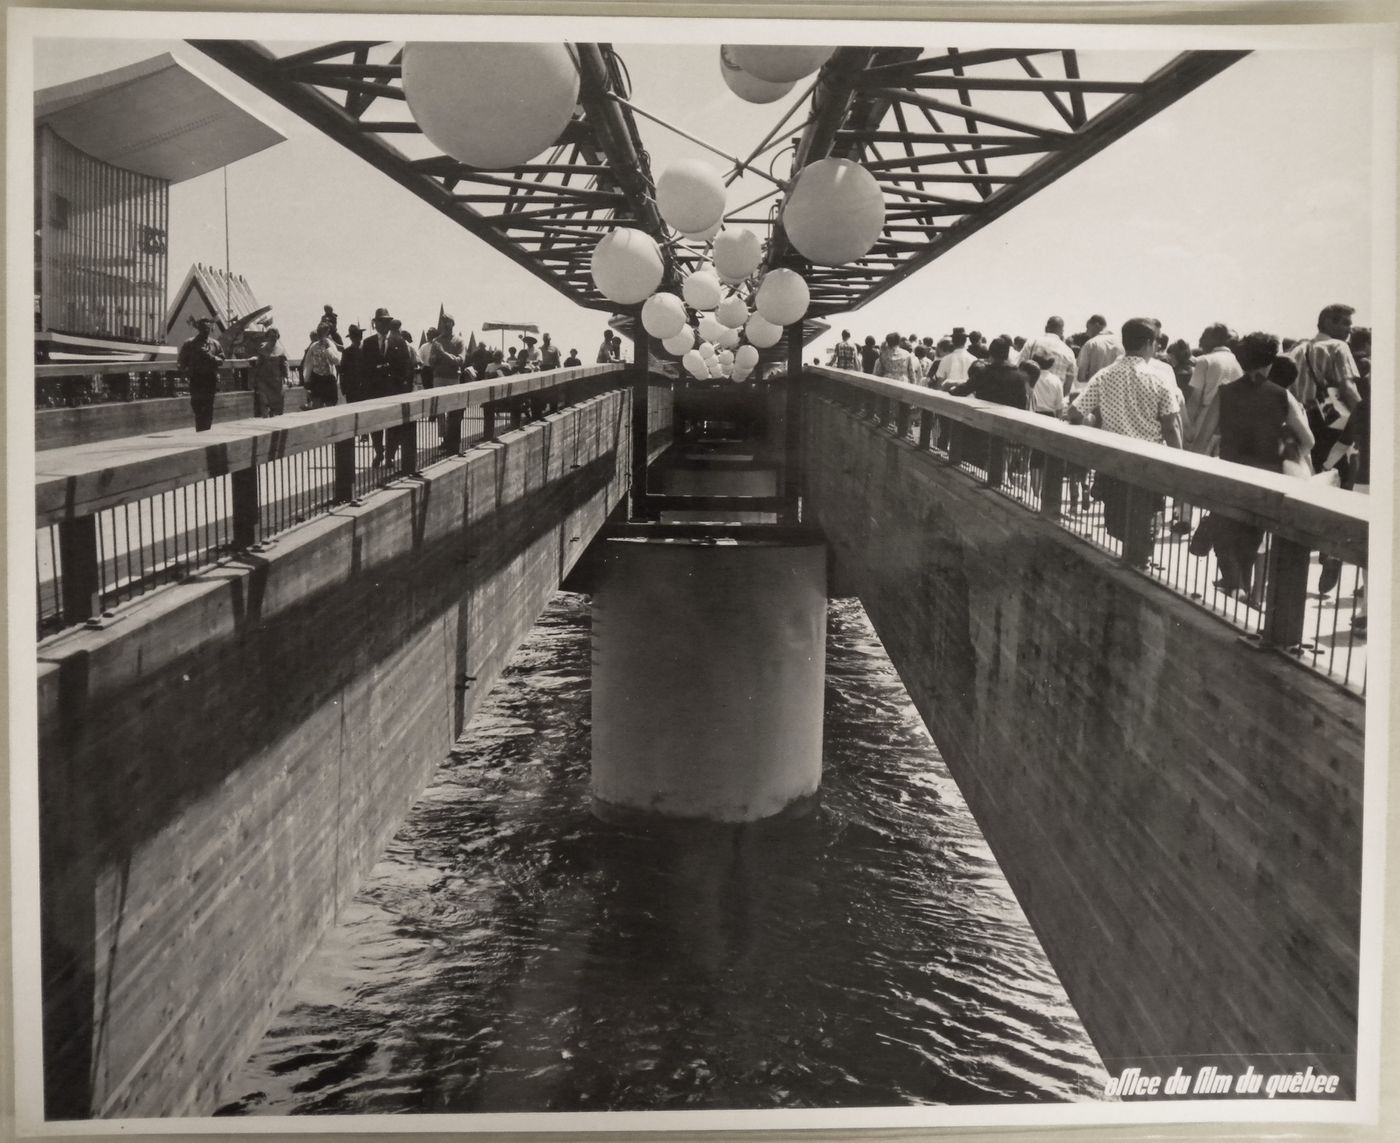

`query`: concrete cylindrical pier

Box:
[590,535,827,823]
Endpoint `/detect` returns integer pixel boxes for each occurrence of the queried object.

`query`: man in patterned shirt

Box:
[827,329,859,371]
[1069,317,1182,567]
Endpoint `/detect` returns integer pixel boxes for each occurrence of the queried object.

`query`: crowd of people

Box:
[180,305,620,469]
[827,305,1372,628]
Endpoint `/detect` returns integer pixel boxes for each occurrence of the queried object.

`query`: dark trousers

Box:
[190,381,216,431]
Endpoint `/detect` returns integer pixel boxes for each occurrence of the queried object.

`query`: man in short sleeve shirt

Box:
[1070,318,1182,566]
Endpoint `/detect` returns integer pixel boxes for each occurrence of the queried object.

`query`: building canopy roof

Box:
[35,52,285,184]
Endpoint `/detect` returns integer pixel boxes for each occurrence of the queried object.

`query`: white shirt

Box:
[1075,332,1124,392]
[935,346,976,386]
[1018,332,1077,387]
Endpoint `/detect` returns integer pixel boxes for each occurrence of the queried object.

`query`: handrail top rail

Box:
[808,365,1367,565]
[36,364,635,527]
[36,358,252,379]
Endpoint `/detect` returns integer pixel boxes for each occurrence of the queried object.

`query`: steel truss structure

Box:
[192,40,1246,320]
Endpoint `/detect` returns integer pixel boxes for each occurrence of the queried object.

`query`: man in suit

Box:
[361,307,416,467]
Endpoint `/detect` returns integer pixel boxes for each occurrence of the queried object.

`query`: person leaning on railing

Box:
[1067,317,1183,570]
[1207,331,1315,602]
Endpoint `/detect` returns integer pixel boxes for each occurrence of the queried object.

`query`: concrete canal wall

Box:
[801,395,1364,1091]
[37,388,667,1118]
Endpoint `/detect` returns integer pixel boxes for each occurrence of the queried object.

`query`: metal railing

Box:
[809,366,1370,695]
[36,364,640,639]
[35,357,255,408]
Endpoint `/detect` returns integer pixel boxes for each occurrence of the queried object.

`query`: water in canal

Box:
[220,594,1106,1115]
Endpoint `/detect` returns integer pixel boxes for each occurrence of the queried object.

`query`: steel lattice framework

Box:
[192,40,1246,319]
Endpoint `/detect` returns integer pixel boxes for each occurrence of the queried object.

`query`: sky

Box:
[27,18,1385,365]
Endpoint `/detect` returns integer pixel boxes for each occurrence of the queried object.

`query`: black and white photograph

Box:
[7,5,1395,1136]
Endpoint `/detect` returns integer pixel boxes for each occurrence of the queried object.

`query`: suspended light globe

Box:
[698,340,717,359]
[716,327,741,350]
[663,328,696,356]
[712,228,762,282]
[682,349,707,377]
[697,312,726,343]
[719,45,796,104]
[402,42,580,169]
[680,219,723,243]
[728,45,835,84]
[682,269,723,311]
[716,295,749,329]
[745,313,784,349]
[784,157,885,266]
[641,292,687,339]
[717,349,736,367]
[735,344,760,373]
[657,159,727,236]
[755,268,810,326]
[590,229,665,305]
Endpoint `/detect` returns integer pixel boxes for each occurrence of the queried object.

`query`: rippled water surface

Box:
[222,594,1105,1115]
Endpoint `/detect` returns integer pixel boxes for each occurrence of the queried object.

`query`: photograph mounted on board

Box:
[10,6,1389,1133]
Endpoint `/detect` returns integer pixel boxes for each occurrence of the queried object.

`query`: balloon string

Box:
[723,76,821,188]
[609,93,787,190]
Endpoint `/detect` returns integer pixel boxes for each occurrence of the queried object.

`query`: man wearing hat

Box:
[340,323,366,404]
[361,307,415,465]
[934,327,976,389]
[178,315,224,431]
[518,332,542,372]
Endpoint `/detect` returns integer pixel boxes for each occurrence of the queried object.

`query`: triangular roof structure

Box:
[35,52,284,184]
[165,263,268,343]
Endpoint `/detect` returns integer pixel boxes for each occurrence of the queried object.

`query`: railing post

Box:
[231,465,259,550]
[445,409,465,454]
[895,401,912,439]
[918,411,933,450]
[401,420,419,476]
[631,371,651,518]
[333,437,356,502]
[1121,483,1156,569]
[1263,537,1312,648]
[783,324,804,523]
[58,516,101,625]
[483,402,497,442]
[1040,454,1065,517]
[985,437,1005,487]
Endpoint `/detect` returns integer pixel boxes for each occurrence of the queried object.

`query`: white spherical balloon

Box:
[730,367,750,383]
[728,45,835,84]
[680,218,723,243]
[641,292,687,339]
[657,159,727,236]
[745,313,783,349]
[682,348,706,376]
[717,349,735,367]
[755,268,810,326]
[735,344,760,373]
[590,229,665,305]
[719,45,797,104]
[663,328,696,356]
[402,43,579,169]
[716,327,741,350]
[697,313,726,343]
[698,340,716,358]
[783,157,885,266]
[716,295,748,329]
[712,228,762,282]
[682,269,723,311]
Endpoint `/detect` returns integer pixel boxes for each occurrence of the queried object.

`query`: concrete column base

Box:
[590,534,827,823]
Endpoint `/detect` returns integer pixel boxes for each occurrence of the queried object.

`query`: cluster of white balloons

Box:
[632,229,813,382]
